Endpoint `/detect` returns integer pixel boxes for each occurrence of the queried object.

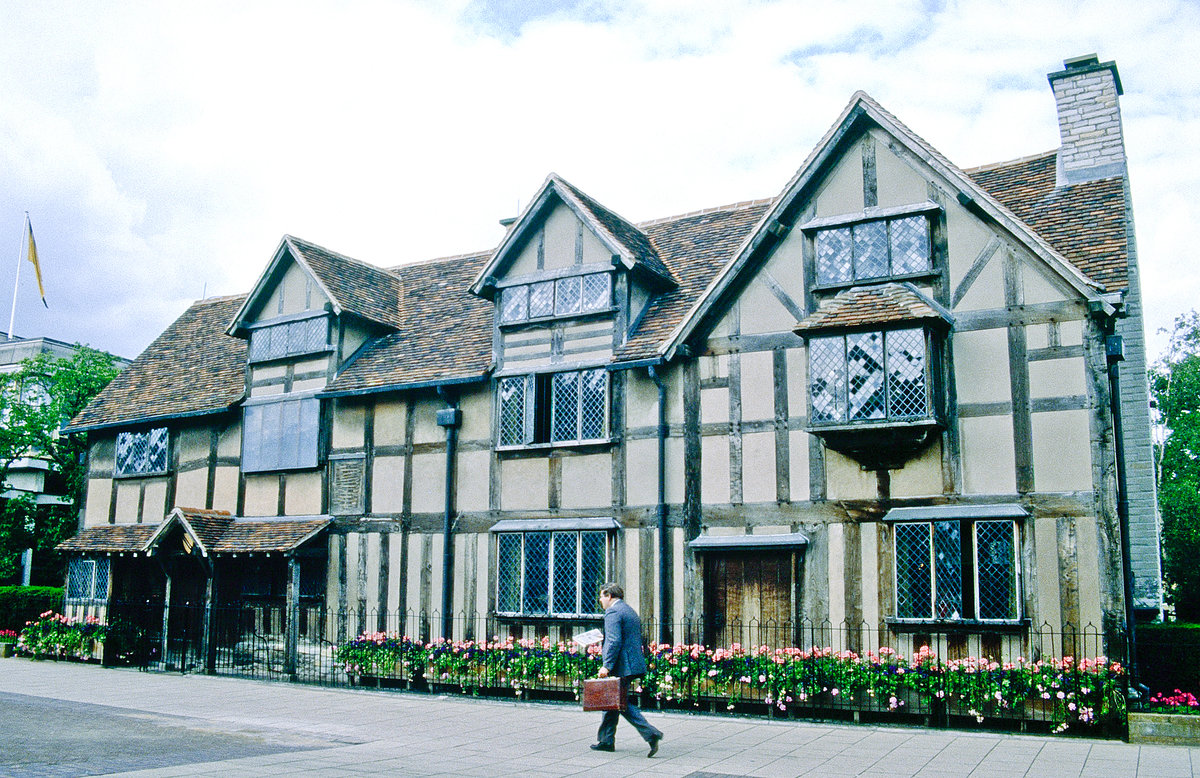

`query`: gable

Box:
[249,260,330,324]
[502,197,614,281]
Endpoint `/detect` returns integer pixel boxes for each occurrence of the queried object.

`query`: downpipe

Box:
[436,386,462,641]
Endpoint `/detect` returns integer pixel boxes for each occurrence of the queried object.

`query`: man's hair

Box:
[600,582,624,600]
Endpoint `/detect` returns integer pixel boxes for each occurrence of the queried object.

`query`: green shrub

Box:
[1138,622,1200,700]
[0,586,63,631]
[17,611,106,659]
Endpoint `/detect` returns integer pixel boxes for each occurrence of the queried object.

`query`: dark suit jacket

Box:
[602,598,647,678]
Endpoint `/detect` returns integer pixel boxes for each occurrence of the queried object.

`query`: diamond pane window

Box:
[498,377,527,446]
[976,520,1017,620]
[933,521,963,619]
[581,273,610,312]
[886,329,928,419]
[523,533,551,613]
[66,557,109,602]
[497,534,522,613]
[497,369,607,447]
[853,220,889,279]
[814,214,932,284]
[552,532,578,613]
[555,276,582,315]
[115,427,169,477]
[894,523,932,619]
[894,518,1019,622]
[500,285,528,323]
[551,372,579,442]
[580,368,607,440]
[529,281,555,318]
[816,227,853,285]
[809,337,847,423]
[890,216,931,275]
[846,332,885,420]
[496,530,609,616]
[809,330,928,425]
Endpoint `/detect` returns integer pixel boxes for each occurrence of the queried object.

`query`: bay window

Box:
[496,530,608,616]
[497,368,608,447]
[809,328,930,425]
[894,518,1020,622]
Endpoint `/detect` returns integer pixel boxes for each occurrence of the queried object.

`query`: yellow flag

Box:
[25,218,46,307]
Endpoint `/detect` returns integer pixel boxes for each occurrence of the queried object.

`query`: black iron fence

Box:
[88,601,1131,734]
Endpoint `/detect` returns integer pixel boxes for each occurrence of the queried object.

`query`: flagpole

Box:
[7,213,27,341]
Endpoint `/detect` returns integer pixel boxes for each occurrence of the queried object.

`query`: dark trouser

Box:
[596,677,661,746]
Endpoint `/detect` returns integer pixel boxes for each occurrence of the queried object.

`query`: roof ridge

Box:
[385,250,493,275]
[194,293,248,306]
[964,149,1058,174]
[284,234,391,275]
[637,198,775,227]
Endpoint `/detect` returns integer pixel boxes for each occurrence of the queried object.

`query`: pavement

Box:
[0,658,1197,777]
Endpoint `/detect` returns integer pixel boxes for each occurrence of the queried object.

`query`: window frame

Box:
[892,518,1021,624]
[805,206,939,290]
[495,367,610,450]
[114,427,170,478]
[807,327,934,428]
[494,530,610,617]
[497,271,613,326]
[246,313,332,364]
[241,393,322,473]
[66,557,110,603]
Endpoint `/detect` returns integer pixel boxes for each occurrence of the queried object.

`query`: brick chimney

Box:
[1047,54,1126,187]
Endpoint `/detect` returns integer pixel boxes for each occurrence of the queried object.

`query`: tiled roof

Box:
[614,201,772,362]
[968,152,1129,292]
[65,295,248,432]
[56,524,156,553]
[58,509,329,555]
[325,252,494,394]
[794,284,952,333]
[555,177,676,286]
[286,236,405,329]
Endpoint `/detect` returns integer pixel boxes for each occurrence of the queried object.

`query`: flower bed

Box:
[336,631,1126,733]
[17,611,107,661]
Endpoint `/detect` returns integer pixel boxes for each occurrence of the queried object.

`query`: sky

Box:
[0,0,1197,363]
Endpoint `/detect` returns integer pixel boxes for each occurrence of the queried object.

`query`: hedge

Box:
[1137,623,1200,698]
[0,586,64,631]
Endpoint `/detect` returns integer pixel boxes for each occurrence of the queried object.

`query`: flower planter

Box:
[1128,712,1200,746]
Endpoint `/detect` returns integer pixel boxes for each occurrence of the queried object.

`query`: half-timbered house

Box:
[59,55,1160,670]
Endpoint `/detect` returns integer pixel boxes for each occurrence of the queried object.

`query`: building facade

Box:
[59,56,1161,668]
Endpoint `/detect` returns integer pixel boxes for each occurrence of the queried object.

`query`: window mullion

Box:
[547,533,556,616]
[575,531,583,614]
[927,523,937,619]
[518,534,526,614]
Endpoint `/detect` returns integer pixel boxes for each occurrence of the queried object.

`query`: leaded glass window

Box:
[893,519,1019,622]
[248,316,328,362]
[495,530,609,616]
[115,427,169,477]
[814,214,932,285]
[808,329,929,425]
[66,557,109,602]
[496,273,611,323]
[495,368,607,448]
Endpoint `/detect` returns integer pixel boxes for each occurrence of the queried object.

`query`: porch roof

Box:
[58,509,332,556]
[56,524,157,553]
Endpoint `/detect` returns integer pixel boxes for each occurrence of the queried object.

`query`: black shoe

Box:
[590,743,614,752]
[647,734,662,757]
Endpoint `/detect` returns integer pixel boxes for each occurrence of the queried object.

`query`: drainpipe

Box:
[435,387,462,641]
[648,365,669,644]
[1104,327,1142,698]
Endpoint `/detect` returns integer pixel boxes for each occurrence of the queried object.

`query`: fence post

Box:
[285,556,300,678]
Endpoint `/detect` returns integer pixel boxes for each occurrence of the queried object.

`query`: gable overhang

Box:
[226,236,343,339]
[144,507,222,558]
[469,174,649,299]
[661,92,1114,361]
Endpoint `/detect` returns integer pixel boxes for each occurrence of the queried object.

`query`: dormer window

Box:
[814,213,931,286]
[499,272,611,324]
[248,314,329,363]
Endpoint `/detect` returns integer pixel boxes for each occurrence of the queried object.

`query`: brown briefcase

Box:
[582,677,627,711]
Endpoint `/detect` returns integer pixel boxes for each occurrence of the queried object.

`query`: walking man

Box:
[591,582,664,757]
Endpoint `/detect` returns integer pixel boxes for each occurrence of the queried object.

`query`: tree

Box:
[1151,312,1200,621]
[0,346,120,584]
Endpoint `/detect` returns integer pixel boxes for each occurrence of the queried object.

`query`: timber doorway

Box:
[703,549,798,649]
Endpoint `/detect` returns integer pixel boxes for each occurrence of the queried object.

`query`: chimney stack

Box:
[1047,54,1126,187]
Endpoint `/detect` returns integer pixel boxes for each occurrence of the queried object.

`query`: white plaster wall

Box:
[872,131,930,207]
[888,443,943,498]
[701,387,729,424]
[625,438,657,508]
[960,415,1017,494]
[954,329,1012,404]
[1028,357,1086,399]
[455,450,491,514]
[213,467,239,513]
[739,350,775,422]
[374,400,408,447]
[953,252,1006,312]
[789,430,811,502]
[411,452,446,514]
[114,482,140,520]
[825,450,876,500]
[285,471,322,515]
[1032,410,1094,492]
[701,435,730,505]
[174,468,208,509]
[1034,516,1062,633]
[242,476,277,517]
[372,456,405,514]
[827,523,846,626]
[561,453,612,510]
[1076,516,1104,629]
[84,478,111,526]
[741,431,776,504]
[331,401,366,450]
[813,149,864,218]
[142,480,168,519]
[500,457,549,512]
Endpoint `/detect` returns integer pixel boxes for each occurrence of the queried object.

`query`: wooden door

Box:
[704,550,795,649]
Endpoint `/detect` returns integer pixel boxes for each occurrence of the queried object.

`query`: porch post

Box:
[203,562,218,673]
[285,555,300,678]
[160,571,172,669]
